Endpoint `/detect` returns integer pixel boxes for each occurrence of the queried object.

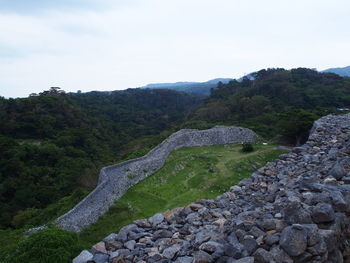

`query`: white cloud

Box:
[0,0,349,97]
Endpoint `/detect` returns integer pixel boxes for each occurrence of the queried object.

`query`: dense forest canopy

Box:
[1,68,350,231]
[0,87,200,229]
[140,78,233,96]
[187,68,350,144]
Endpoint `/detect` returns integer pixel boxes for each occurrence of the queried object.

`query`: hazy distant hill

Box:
[140,78,233,96]
[322,65,350,77]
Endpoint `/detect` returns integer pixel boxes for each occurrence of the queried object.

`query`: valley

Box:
[1,0,349,260]
[1,67,350,262]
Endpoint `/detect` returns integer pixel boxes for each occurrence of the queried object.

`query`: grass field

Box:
[79,143,284,245]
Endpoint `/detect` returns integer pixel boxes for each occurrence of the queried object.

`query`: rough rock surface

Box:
[73,114,350,262]
[55,126,259,232]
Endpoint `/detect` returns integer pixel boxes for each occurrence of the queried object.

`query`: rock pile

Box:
[73,114,350,263]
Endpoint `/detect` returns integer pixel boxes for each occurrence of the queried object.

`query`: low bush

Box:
[241,142,254,152]
[8,227,82,263]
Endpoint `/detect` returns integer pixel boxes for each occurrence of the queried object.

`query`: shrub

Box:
[10,227,82,263]
[241,142,254,153]
[11,208,39,228]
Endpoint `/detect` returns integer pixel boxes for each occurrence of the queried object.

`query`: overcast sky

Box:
[0,0,349,98]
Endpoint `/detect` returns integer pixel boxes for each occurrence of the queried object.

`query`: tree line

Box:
[187,68,350,144]
[0,88,200,229]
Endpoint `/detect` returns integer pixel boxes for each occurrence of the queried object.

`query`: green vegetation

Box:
[1,227,82,263]
[241,142,254,152]
[143,78,232,96]
[0,229,23,262]
[0,191,89,262]
[1,143,283,262]
[2,67,349,262]
[11,189,90,229]
[188,68,350,144]
[0,87,199,229]
[3,68,349,230]
[78,143,283,245]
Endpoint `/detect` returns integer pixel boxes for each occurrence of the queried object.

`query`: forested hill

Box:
[140,78,232,96]
[187,68,350,144]
[2,67,350,262]
[69,88,200,138]
[2,67,350,233]
[0,88,200,229]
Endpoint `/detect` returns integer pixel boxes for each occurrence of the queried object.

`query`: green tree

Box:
[8,227,82,263]
[241,142,254,152]
[277,109,318,145]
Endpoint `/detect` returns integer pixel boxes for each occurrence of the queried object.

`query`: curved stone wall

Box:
[73,114,350,263]
[55,126,259,232]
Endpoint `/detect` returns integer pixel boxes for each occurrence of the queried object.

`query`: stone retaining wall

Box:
[73,114,350,263]
[55,126,259,232]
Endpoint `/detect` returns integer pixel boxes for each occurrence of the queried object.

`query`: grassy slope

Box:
[79,143,283,246]
[0,143,283,261]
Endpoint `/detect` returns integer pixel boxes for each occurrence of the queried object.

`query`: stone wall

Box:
[73,113,350,263]
[55,126,259,232]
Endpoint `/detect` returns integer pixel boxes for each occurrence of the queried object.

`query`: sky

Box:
[0,0,349,98]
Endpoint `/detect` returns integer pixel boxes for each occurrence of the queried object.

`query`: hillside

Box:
[2,67,350,262]
[71,113,350,263]
[140,78,232,96]
[68,89,201,144]
[322,65,350,77]
[0,88,200,230]
[186,68,350,144]
[54,126,259,232]
[0,142,283,262]
[78,143,283,243]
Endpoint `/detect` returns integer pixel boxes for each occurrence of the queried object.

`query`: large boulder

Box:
[280,225,307,257]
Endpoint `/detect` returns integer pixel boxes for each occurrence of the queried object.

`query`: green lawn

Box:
[79,143,283,246]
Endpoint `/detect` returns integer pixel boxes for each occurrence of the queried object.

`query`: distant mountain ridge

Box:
[322,65,350,77]
[140,78,233,96]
